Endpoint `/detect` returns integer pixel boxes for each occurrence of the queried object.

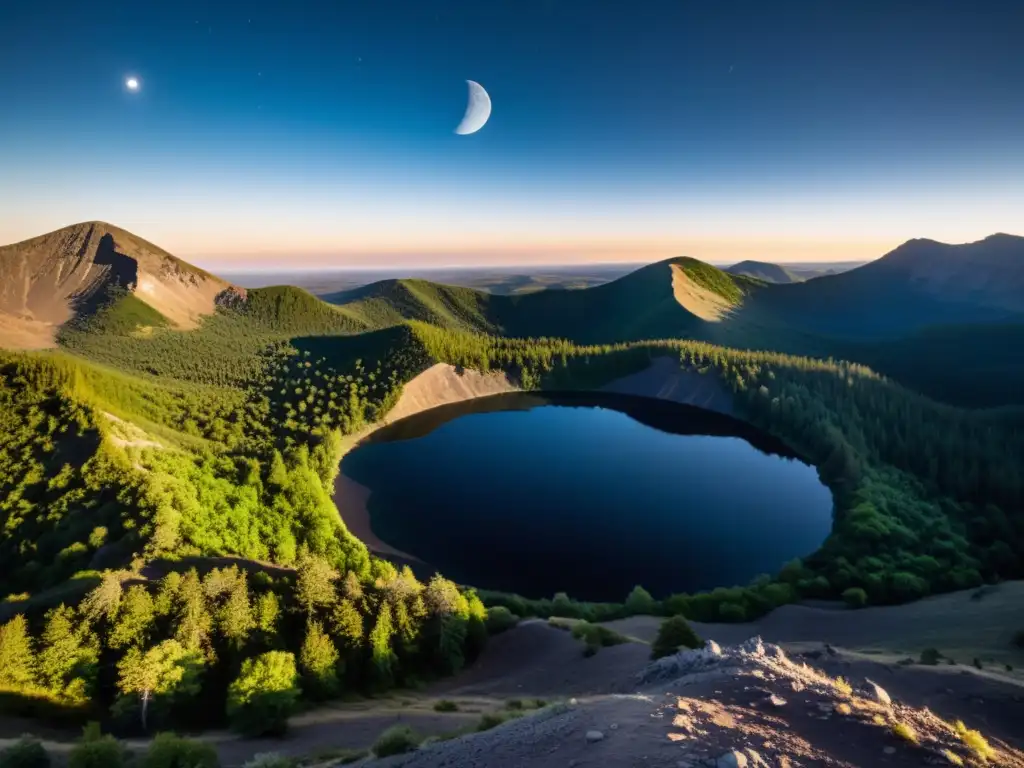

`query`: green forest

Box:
[2,281,1024,732]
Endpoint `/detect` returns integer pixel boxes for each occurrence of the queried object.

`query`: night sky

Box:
[2,0,1022,268]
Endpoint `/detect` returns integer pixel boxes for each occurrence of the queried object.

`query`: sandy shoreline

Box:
[333,470,422,562]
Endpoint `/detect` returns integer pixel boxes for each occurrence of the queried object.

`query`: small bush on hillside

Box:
[506,699,523,710]
[920,648,942,665]
[242,754,295,768]
[476,711,523,732]
[485,606,519,635]
[1012,630,1024,648]
[0,737,50,768]
[973,658,983,670]
[941,749,965,766]
[372,725,420,757]
[832,677,853,696]
[842,587,868,608]
[570,622,628,656]
[143,733,220,768]
[433,700,458,712]
[68,734,126,768]
[651,615,703,660]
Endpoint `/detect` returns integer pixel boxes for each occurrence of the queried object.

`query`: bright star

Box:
[125,77,140,92]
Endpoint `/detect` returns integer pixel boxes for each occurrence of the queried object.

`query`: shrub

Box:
[570,622,628,654]
[476,711,519,732]
[485,606,519,635]
[651,615,703,660]
[371,725,419,758]
[841,587,868,608]
[919,648,942,665]
[835,702,852,715]
[832,677,853,696]
[940,750,964,766]
[226,652,301,737]
[972,658,983,670]
[0,737,50,768]
[506,699,523,710]
[68,736,126,768]
[433,700,459,712]
[143,733,220,768]
[242,754,295,768]
[1012,630,1024,649]
[624,586,656,615]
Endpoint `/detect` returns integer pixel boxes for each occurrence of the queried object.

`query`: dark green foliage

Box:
[624,585,657,615]
[717,602,747,622]
[371,725,420,758]
[651,615,703,659]
[0,737,50,768]
[433,699,458,712]
[570,622,629,656]
[226,652,300,737]
[143,733,220,768]
[484,606,519,635]
[68,729,125,768]
[920,648,942,665]
[1012,630,1024,649]
[842,587,868,608]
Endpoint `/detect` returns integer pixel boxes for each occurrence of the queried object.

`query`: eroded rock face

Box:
[215,285,248,310]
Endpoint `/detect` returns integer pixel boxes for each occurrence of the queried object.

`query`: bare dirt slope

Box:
[383,363,518,423]
[0,221,233,348]
[604,582,1024,669]
[671,264,739,321]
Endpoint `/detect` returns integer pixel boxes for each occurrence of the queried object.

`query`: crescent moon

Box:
[455,80,491,135]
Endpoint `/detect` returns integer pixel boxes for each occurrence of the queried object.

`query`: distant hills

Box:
[3,224,1024,405]
[0,222,240,348]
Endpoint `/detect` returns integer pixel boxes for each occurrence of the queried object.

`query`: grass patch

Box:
[506,699,523,710]
[476,710,524,732]
[832,676,853,696]
[941,749,965,766]
[835,702,852,715]
[570,622,629,656]
[891,721,919,744]
[954,720,994,763]
[371,725,421,758]
[433,700,459,713]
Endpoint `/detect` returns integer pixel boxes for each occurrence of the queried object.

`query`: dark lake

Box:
[340,393,833,602]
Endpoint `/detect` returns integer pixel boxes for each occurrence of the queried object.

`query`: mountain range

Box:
[2,223,1023,406]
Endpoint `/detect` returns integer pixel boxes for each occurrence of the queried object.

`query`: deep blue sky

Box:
[2,0,1022,267]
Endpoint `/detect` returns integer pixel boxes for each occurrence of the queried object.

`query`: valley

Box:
[0,222,1023,764]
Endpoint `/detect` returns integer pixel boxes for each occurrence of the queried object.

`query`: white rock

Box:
[769,695,787,707]
[864,679,892,706]
[609,723,619,730]
[711,750,749,767]
[585,730,604,743]
[569,697,578,705]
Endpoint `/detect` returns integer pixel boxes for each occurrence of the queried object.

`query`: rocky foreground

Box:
[363,638,1024,768]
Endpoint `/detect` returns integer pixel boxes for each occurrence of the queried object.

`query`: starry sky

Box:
[1,0,1022,269]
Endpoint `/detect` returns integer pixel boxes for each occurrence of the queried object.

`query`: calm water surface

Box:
[341,393,832,601]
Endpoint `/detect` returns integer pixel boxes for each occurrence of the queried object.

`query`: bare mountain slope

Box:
[0,221,235,348]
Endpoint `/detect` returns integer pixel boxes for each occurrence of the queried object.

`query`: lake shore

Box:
[333,469,422,562]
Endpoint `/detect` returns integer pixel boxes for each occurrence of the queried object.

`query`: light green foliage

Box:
[0,616,37,691]
[0,737,51,768]
[372,725,421,758]
[115,640,204,729]
[37,605,98,704]
[226,652,300,736]
[242,755,294,768]
[110,586,156,649]
[295,551,338,615]
[954,720,994,762]
[369,604,397,686]
[651,615,703,660]
[143,733,220,768]
[570,622,629,656]
[172,570,213,653]
[299,620,339,698]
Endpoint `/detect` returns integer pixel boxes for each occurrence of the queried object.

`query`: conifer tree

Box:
[0,615,37,690]
[109,585,155,649]
[299,619,339,698]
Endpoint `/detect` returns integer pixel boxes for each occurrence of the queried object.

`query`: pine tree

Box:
[116,639,204,730]
[295,551,337,615]
[173,570,213,654]
[330,598,364,652]
[0,614,36,690]
[218,573,254,649]
[37,605,97,701]
[80,572,123,624]
[299,620,339,698]
[369,603,396,687]
[109,585,155,649]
